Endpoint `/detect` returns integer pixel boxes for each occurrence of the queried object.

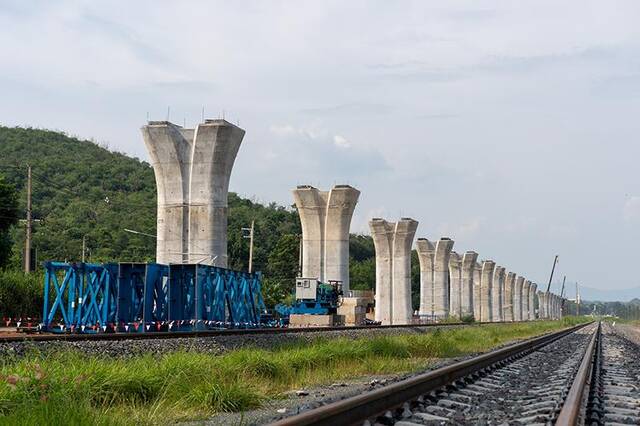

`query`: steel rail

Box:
[270,322,592,426]
[0,320,535,343]
[555,321,600,426]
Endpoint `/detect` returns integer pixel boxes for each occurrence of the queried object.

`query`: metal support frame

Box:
[42,261,265,333]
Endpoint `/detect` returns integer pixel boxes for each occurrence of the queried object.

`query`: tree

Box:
[0,175,18,267]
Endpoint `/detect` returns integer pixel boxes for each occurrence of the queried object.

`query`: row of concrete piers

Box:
[142,119,565,326]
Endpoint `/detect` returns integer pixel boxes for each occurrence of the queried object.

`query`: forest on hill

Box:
[0,125,390,312]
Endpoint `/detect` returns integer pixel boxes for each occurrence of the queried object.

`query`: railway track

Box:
[0,320,527,343]
[271,321,640,426]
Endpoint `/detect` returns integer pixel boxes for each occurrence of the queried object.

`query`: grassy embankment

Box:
[0,317,589,425]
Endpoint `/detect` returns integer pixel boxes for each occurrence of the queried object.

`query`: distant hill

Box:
[0,126,300,273]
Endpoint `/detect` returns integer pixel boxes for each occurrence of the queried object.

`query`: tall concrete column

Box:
[529,283,537,319]
[293,185,360,290]
[392,219,419,325]
[189,119,245,267]
[323,185,360,291]
[492,266,505,321]
[473,262,482,320]
[504,272,515,321]
[142,122,194,264]
[461,251,478,318]
[370,219,394,325]
[449,252,462,319]
[434,238,454,319]
[416,239,435,317]
[480,260,495,322]
[522,280,531,320]
[514,276,524,321]
[370,218,418,325]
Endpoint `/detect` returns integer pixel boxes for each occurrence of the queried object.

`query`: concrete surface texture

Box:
[391,218,419,325]
[503,272,515,321]
[528,283,537,319]
[492,266,505,322]
[293,185,360,291]
[369,218,418,325]
[433,238,455,318]
[473,262,482,319]
[461,251,479,318]
[188,119,245,267]
[522,280,531,320]
[514,276,524,321]
[448,252,462,319]
[480,260,495,322]
[142,120,244,266]
[369,218,395,325]
[416,239,435,317]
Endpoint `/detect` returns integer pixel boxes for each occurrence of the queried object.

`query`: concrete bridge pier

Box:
[449,252,462,319]
[529,283,537,319]
[473,262,482,320]
[370,218,418,325]
[434,238,454,319]
[461,251,478,318]
[492,266,505,321]
[480,260,495,322]
[416,239,435,318]
[514,276,524,321]
[522,280,531,320]
[504,272,515,321]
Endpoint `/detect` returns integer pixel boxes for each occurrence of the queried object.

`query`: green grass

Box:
[0,317,589,425]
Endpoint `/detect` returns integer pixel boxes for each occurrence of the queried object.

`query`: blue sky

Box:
[2,1,640,297]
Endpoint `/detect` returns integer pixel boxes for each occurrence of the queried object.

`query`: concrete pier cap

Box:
[142,119,244,266]
[416,238,435,317]
[293,184,360,291]
[369,217,418,325]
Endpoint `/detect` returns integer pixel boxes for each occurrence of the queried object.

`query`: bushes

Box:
[0,269,43,317]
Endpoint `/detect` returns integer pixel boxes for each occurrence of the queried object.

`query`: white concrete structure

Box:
[142,119,244,266]
[473,262,482,319]
[293,185,360,291]
[448,252,462,319]
[434,238,455,318]
[480,260,495,322]
[492,266,505,322]
[504,272,515,321]
[416,239,435,318]
[514,276,524,321]
[370,218,418,325]
[529,283,537,319]
[522,280,531,320]
[461,252,478,318]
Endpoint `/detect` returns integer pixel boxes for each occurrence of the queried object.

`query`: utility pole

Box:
[546,255,558,293]
[242,220,255,273]
[24,165,32,273]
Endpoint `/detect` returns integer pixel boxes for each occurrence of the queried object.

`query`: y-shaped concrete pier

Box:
[449,252,462,319]
[370,218,418,325]
[142,119,244,266]
[480,260,495,322]
[416,239,435,318]
[293,185,360,291]
[461,251,478,318]
[528,283,537,319]
[434,238,454,319]
[473,262,482,319]
[522,280,531,320]
[504,272,515,321]
[492,266,505,321]
[514,276,524,321]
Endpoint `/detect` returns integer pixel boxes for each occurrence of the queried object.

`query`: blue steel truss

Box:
[41,262,266,333]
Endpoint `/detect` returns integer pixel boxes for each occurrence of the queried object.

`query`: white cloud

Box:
[623,195,640,222]
[333,134,350,148]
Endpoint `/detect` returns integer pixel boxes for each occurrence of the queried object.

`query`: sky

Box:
[2,1,640,298]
